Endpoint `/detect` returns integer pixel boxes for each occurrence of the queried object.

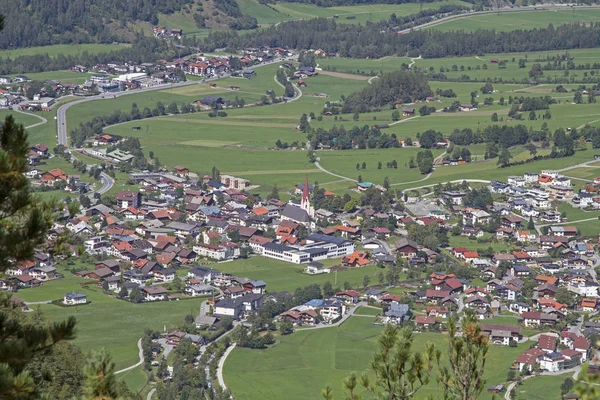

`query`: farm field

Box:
[1,43,130,60]
[270,0,472,25]
[318,47,600,83]
[224,315,527,400]
[431,8,600,32]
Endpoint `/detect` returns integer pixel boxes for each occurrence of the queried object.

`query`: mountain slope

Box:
[0,0,195,49]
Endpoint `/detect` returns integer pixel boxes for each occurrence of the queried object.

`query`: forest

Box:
[342,70,432,112]
[202,18,600,59]
[0,0,194,49]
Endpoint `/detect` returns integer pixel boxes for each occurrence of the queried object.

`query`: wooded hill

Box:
[343,70,432,112]
[0,0,194,49]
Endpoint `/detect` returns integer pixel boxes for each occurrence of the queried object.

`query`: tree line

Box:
[201,18,600,59]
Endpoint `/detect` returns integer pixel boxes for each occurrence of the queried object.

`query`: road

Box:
[115,338,144,375]
[12,108,48,129]
[56,80,200,146]
[216,343,237,391]
[272,74,303,104]
[146,388,156,400]
[97,172,115,194]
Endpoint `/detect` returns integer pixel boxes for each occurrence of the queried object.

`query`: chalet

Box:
[336,290,360,304]
[395,238,419,258]
[141,286,168,301]
[522,312,558,327]
[184,284,215,297]
[424,289,450,304]
[415,315,437,328]
[280,309,319,326]
[402,108,415,116]
[63,292,87,305]
[481,324,521,345]
[383,303,410,324]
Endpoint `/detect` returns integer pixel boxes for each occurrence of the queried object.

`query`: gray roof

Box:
[281,204,310,223]
[385,303,410,319]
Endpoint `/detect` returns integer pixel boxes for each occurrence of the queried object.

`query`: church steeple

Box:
[301,174,310,214]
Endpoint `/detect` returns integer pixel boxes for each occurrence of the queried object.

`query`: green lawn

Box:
[214,256,380,294]
[20,261,206,370]
[448,235,515,252]
[516,373,573,400]
[318,48,600,83]
[1,43,130,60]
[0,109,41,128]
[271,0,472,25]
[224,315,527,400]
[432,9,600,32]
[355,306,382,316]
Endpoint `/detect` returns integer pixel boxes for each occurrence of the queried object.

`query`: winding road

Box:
[115,338,144,375]
[13,108,48,130]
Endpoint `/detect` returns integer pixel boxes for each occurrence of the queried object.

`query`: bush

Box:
[217,111,228,117]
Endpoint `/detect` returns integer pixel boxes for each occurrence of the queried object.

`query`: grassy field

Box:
[214,256,381,293]
[318,48,600,83]
[0,109,41,128]
[270,0,472,25]
[448,235,515,252]
[224,315,527,400]
[516,373,573,400]
[1,43,130,59]
[19,261,206,371]
[431,8,600,32]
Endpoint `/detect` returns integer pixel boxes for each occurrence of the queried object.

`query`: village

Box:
[7,135,600,392]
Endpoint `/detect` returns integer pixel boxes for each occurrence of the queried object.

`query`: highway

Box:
[56,80,199,146]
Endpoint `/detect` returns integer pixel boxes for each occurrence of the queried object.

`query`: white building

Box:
[63,292,87,305]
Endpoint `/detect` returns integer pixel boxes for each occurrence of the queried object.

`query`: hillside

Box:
[0,0,195,49]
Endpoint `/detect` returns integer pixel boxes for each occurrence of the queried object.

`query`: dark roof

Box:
[281,204,310,223]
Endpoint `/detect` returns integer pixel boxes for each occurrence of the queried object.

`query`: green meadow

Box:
[206,256,381,294]
[0,109,41,128]
[19,262,206,372]
[431,8,600,32]
[318,48,600,83]
[270,0,472,25]
[224,315,528,400]
[0,43,130,59]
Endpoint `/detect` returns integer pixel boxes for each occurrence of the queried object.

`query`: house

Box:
[280,309,319,326]
[341,251,370,267]
[415,315,437,328]
[214,293,263,320]
[384,303,411,324]
[336,290,360,304]
[185,284,215,297]
[63,292,87,305]
[481,324,521,345]
[395,238,419,258]
[141,286,168,301]
[154,268,175,282]
[305,261,331,275]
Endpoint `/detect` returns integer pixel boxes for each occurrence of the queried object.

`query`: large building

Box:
[258,233,354,264]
